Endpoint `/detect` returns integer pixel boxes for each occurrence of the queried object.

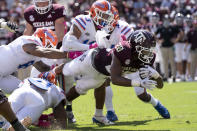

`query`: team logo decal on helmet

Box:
[134,32,146,44]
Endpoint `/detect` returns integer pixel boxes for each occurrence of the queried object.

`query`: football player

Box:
[54,30,170,125]
[54,48,118,125]
[111,30,170,119]
[0,19,29,131]
[22,0,67,92]
[0,28,71,94]
[24,0,66,44]
[61,0,133,123]
[1,72,67,130]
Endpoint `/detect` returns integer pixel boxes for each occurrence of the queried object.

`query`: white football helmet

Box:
[33,0,52,14]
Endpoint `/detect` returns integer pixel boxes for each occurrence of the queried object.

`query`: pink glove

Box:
[89,43,98,49]
[68,51,83,59]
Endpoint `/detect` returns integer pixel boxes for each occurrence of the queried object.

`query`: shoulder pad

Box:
[72,15,91,31]
[118,20,133,38]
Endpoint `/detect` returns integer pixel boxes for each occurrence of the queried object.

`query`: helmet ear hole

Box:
[136,45,142,52]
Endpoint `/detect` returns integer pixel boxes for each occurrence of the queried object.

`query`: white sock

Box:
[149,94,159,107]
[95,109,103,116]
[105,86,114,111]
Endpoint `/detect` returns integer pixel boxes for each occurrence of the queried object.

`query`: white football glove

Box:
[95,29,111,48]
[0,21,18,33]
[131,78,157,90]
[139,65,160,79]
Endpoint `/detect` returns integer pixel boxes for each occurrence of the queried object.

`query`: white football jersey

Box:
[22,78,65,109]
[64,14,133,50]
[0,36,42,76]
[71,14,97,45]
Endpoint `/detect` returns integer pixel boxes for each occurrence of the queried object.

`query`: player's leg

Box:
[62,75,76,123]
[62,54,89,123]
[0,89,28,131]
[105,80,118,122]
[134,87,170,119]
[93,82,114,125]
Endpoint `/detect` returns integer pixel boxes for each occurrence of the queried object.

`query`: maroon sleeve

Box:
[53,4,66,20]
[24,6,35,25]
[113,41,131,65]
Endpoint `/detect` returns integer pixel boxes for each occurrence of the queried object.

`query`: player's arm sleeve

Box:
[61,24,89,51]
[120,25,134,39]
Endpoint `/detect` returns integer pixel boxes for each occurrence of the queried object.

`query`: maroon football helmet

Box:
[128,30,156,64]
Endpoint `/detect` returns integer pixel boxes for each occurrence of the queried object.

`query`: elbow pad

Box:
[62,34,89,51]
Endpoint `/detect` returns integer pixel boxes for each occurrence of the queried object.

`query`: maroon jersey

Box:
[24,4,66,32]
[113,41,155,74]
[92,48,112,76]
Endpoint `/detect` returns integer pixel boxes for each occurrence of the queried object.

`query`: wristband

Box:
[131,79,140,87]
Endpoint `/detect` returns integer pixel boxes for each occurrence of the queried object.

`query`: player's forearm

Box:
[33,61,51,72]
[111,76,131,87]
[62,34,89,51]
[34,48,68,59]
[155,76,163,89]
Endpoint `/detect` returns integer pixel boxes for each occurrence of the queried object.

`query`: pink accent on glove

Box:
[68,51,83,59]
[89,43,98,49]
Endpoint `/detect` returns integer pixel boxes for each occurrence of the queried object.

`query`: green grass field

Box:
[30,82,197,131]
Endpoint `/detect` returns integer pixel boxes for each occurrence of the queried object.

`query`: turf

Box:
[30,82,197,131]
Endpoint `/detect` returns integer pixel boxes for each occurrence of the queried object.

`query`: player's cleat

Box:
[154,102,170,119]
[92,116,114,125]
[66,111,76,123]
[106,111,118,122]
